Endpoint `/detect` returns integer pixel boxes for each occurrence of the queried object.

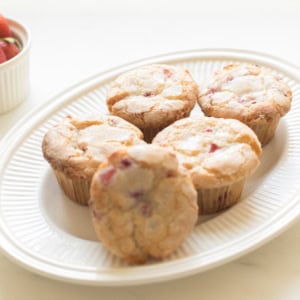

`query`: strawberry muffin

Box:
[153,116,262,214]
[106,64,198,142]
[198,63,292,146]
[42,114,145,205]
[89,144,198,263]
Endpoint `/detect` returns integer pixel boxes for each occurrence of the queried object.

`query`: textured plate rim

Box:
[0,48,300,286]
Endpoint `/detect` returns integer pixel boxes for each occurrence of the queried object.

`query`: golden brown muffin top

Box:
[198,63,292,122]
[106,64,198,128]
[153,116,262,188]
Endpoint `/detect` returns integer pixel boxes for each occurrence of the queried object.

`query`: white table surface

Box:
[1,1,300,299]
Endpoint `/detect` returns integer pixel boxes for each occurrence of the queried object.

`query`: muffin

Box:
[198,63,292,146]
[89,144,198,263]
[106,64,198,142]
[42,114,145,205]
[153,116,262,214]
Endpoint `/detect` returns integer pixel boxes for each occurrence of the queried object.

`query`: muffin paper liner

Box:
[197,179,245,214]
[53,169,91,205]
[248,115,280,147]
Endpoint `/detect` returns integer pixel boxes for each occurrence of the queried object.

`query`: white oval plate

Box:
[0,49,300,286]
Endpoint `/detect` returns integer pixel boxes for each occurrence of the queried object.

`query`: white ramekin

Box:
[0,17,31,114]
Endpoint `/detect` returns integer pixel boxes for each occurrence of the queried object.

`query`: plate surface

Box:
[0,49,300,286]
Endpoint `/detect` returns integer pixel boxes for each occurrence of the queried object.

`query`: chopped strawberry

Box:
[130,190,144,200]
[209,143,220,153]
[140,201,151,217]
[226,75,234,81]
[207,87,219,94]
[99,167,116,186]
[2,42,19,59]
[163,68,173,78]
[119,158,132,169]
[166,170,176,177]
[143,91,153,97]
[0,47,6,63]
[0,38,21,62]
[0,15,12,38]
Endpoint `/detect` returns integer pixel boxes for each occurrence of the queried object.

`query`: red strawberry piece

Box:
[0,47,6,63]
[140,201,151,217]
[99,167,116,186]
[226,75,234,82]
[163,68,173,78]
[209,143,220,153]
[0,15,12,38]
[207,87,219,94]
[130,190,145,200]
[2,42,19,59]
[119,158,132,169]
[143,91,154,97]
[166,170,176,177]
